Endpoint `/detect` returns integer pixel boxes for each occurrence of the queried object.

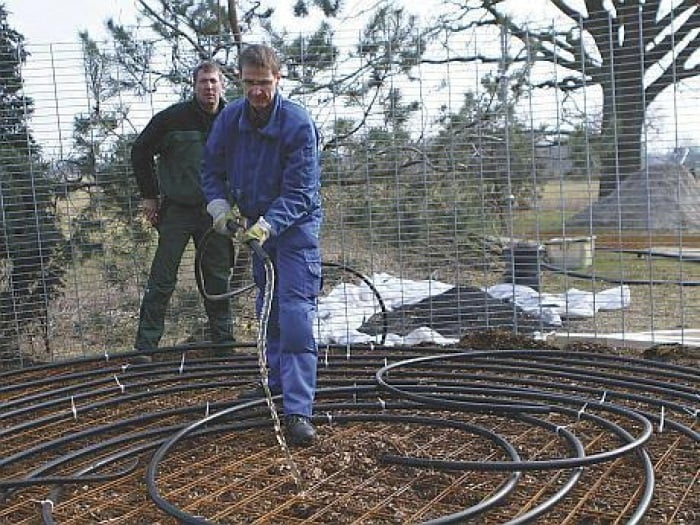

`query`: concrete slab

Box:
[549,329,700,349]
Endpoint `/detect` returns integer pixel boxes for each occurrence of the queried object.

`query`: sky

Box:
[1,0,451,157]
[3,0,437,44]
[4,0,138,43]
[3,0,699,158]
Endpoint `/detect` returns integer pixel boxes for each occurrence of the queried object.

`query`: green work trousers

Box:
[135,201,233,350]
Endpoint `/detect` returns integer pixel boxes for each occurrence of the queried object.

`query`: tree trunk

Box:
[597,3,647,198]
[227,0,242,61]
[598,89,645,198]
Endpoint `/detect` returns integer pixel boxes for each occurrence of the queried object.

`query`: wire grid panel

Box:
[1,13,699,365]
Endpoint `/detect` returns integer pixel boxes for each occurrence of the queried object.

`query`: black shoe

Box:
[237,382,282,400]
[285,415,316,446]
[130,348,153,364]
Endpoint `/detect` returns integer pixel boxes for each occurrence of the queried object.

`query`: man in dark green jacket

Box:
[131,60,233,354]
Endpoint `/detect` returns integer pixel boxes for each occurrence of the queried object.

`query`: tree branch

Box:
[531,76,590,91]
[137,0,210,60]
[322,88,382,150]
[647,55,700,102]
[550,0,582,24]
[583,2,614,85]
[482,3,593,76]
[420,55,505,65]
[655,0,698,26]
[644,6,700,72]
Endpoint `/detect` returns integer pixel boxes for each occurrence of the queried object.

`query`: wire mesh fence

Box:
[1,11,700,367]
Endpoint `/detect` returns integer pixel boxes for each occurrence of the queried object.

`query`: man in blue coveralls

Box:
[200,44,322,446]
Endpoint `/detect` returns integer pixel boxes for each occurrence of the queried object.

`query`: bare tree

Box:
[433,0,699,196]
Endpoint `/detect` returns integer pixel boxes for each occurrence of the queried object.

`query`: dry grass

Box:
[14,179,700,363]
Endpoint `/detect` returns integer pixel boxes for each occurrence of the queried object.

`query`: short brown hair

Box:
[192,60,223,84]
[239,44,281,75]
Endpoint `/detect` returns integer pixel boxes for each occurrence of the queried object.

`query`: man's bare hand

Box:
[142,198,159,226]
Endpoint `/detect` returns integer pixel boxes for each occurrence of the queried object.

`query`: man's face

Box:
[195,69,223,113]
[241,65,280,111]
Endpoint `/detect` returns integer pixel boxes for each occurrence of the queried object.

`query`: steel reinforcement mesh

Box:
[0,340,698,524]
[1,5,700,366]
[1,6,699,521]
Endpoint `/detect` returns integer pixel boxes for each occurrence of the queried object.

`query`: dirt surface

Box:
[568,164,700,231]
[1,333,698,524]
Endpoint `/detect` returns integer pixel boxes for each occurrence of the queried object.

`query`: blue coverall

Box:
[200,93,322,417]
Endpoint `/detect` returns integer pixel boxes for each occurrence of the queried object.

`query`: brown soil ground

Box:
[0,333,698,524]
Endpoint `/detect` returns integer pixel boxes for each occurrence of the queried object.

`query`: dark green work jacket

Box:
[131,98,225,206]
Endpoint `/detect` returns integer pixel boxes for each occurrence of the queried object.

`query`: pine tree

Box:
[0,3,66,362]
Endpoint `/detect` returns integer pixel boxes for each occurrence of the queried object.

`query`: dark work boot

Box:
[284,415,316,446]
[237,382,282,400]
[130,347,153,364]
